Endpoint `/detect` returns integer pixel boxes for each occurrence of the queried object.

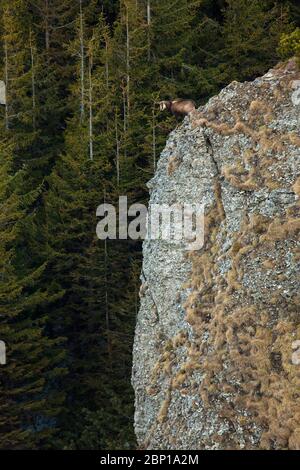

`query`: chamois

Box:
[159,99,196,118]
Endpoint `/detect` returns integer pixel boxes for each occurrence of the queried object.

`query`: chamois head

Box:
[159,101,171,111]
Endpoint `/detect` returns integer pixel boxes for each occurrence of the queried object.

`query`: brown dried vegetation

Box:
[185,91,300,448]
[167,155,182,176]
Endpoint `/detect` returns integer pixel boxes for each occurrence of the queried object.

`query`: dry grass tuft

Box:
[167,155,182,176]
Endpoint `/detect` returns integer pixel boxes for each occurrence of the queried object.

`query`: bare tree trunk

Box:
[105,38,109,90]
[122,85,128,159]
[79,0,85,121]
[30,31,36,130]
[147,0,151,25]
[104,238,111,364]
[88,54,94,161]
[122,82,127,133]
[4,39,9,130]
[147,0,151,61]
[152,104,156,171]
[103,191,112,368]
[125,3,130,118]
[45,0,50,50]
[115,110,120,185]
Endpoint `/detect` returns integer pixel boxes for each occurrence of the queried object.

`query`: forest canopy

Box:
[0,0,299,450]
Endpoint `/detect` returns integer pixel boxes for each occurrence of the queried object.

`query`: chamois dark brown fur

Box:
[159,99,196,118]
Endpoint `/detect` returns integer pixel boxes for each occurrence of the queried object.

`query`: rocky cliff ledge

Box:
[132,60,300,450]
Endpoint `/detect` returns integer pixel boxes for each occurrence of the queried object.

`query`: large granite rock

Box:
[132,60,300,450]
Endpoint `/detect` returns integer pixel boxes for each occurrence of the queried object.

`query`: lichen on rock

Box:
[132,59,300,450]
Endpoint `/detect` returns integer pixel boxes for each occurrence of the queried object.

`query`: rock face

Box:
[132,60,300,450]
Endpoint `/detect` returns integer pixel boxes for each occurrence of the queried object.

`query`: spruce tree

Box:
[0,0,68,449]
[279,27,300,64]
[221,0,291,81]
[43,5,137,448]
[0,126,67,449]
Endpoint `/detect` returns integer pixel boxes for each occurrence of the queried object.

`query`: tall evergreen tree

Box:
[279,27,300,64]
[0,127,67,449]
[221,0,291,81]
[42,4,138,448]
[0,0,68,449]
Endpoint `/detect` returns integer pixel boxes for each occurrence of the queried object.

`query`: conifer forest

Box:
[0,0,299,451]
